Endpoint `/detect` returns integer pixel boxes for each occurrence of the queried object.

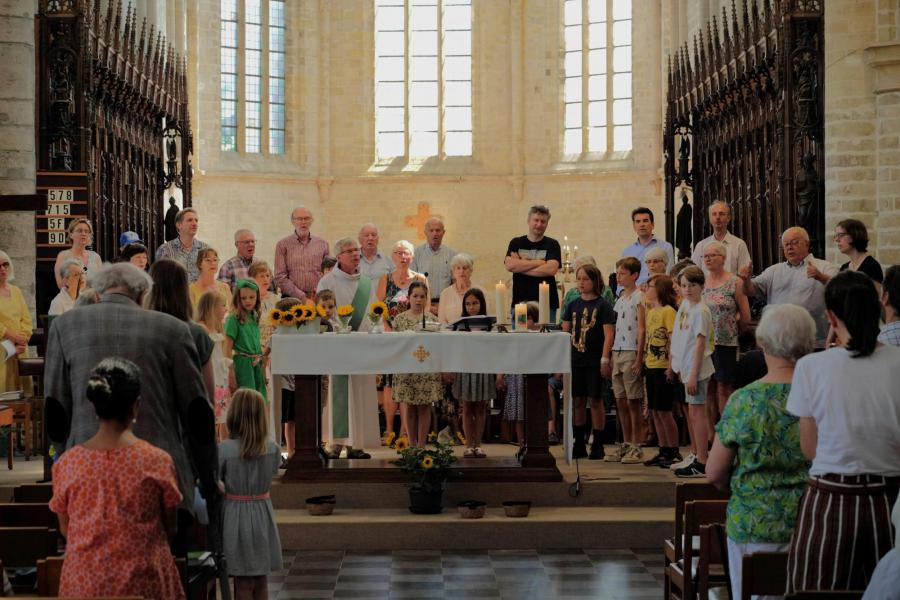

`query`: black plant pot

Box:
[409,488,443,514]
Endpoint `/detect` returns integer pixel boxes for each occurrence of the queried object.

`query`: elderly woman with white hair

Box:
[701,240,751,431]
[377,240,429,327]
[0,250,33,394]
[437,253,483,325]
[706,304,815,599]
[49,259,86,316]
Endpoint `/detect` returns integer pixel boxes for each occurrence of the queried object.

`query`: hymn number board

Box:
[35,171,89,263]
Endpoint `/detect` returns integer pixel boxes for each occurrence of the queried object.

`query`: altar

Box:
[271,330,571,482]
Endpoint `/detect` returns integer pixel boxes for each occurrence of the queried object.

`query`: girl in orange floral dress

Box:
[49,358,184,600]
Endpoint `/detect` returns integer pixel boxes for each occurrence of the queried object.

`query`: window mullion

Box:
[437,1,445,158]
[262,0,270,155]
[606,0,613,155]
[404,0,411,158]
[581,0,589,154]
[237,0,246,153]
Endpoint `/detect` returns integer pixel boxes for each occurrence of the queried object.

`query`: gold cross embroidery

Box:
[413,345,430,362]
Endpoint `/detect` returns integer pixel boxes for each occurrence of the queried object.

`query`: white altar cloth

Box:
[272,330,574,462]
[271,330,572,375]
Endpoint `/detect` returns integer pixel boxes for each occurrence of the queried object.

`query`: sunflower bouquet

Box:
[336,304,354,332]
[391,440,458,493]
[368,301,389,332]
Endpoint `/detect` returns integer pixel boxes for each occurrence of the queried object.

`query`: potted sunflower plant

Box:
[391,438,458,514]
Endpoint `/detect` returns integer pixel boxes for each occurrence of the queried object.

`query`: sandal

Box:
[463,447,477,458]
[474,447,486,458]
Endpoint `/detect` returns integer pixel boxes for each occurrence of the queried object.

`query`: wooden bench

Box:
[741,551,788,599]
[13,483,53,503]
[0,502,57,529]
[0,526,58,568]
[666,499,728,600]
[0,406,12,470]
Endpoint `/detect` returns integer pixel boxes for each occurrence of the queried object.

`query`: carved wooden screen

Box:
[664,0,824,268]
[35,0,192,310]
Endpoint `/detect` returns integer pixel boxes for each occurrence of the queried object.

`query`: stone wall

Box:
[190,1,669,307]
[0,0,37,313]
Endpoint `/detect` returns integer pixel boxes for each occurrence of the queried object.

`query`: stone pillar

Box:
[0,0,37,314]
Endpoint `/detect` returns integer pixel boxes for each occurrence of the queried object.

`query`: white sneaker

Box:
[621,444,644,464]
[670,452,696,471]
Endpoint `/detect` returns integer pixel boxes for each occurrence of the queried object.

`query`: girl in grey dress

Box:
[453,289,496,458]
[220,389,283,600]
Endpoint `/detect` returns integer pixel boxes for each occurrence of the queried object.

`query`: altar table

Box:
[271,330,571,482]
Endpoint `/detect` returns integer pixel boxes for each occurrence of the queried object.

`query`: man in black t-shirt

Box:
[504,205,562,321]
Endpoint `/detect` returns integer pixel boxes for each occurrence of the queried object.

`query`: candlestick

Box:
[514,303,528,331]
[538,282,550,325]
[495,281,508,325]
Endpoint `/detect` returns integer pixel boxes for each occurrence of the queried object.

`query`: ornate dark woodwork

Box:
[36,0,192,263]
[664,0,825,266]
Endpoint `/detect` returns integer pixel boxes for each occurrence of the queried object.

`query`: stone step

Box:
[276,506,674,551]
[272,479,674,509]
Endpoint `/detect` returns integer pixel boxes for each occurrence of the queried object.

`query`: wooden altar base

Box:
[285,374,564,483]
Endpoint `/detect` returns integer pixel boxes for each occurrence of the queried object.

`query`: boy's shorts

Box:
[684,378,709,405]
[611,350,643,400]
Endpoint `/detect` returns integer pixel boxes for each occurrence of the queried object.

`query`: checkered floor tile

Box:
[266,548,665,600]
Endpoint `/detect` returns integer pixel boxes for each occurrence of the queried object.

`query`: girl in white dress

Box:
[197,290,232,441]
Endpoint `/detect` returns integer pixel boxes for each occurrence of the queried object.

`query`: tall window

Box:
[220,0,286,154]
[375,0,472,160]
[563,0,632,155]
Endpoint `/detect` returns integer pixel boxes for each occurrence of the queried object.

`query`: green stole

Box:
[331,275,372,439]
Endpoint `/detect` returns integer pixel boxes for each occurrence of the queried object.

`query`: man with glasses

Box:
[274,206,329,302]
[691,200,751,276]
[155,207,208,283]
[219,228,261,291]
[739,226,838,348]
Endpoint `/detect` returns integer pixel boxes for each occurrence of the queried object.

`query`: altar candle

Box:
[514,303,528,331]
[495,281,508,325]
[538,282,550,325]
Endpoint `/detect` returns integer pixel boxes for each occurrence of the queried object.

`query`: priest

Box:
[315,236,381,458]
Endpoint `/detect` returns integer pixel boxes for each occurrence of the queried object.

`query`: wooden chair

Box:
[0,502,57,528]
[0,406,12,470]
[17,356,45,457]
[696,522,729,600]
[664,483,730,597]
[13,483,54,503]
[741,551,788,600]
[0,526,58,568]
[666,499,728,600]
[787,592,864,599]
[37,555,64,596]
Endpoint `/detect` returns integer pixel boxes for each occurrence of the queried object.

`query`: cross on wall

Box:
[403,202,443,241]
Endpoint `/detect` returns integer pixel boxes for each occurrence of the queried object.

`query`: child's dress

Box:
[391,311,443,405]
[49,441,185,600]
[225,313,267,400]
[208,331,232,424]
[219,438,283,576]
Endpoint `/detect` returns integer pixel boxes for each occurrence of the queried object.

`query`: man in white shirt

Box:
[691,200,751,276]
[740,227,838,348]
[357,223,394,281]
[411,217,456,314]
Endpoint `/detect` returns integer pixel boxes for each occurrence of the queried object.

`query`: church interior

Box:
[1,0,899,599]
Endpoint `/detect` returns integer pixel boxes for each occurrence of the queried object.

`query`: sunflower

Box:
[268,309,284,324]
[421,456,434,469]
[337,305,354,317]
[316,304,328,318]
[281,311,296,324]
[369,301,388,318]
[394,436,410,452]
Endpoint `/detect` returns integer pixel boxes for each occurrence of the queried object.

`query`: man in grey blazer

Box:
[44,263,217,512]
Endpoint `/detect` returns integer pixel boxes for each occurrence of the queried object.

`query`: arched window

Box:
[375,0,473,160]
[563,0,632,156]
[220,0,286,154]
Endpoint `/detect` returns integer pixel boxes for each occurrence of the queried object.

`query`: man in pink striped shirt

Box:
[274,206,329,302]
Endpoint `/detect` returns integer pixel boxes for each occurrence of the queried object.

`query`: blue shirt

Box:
[879,320,900,347]
[620,236,675,287]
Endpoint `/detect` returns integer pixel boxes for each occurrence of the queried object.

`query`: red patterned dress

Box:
[49,440,185,600]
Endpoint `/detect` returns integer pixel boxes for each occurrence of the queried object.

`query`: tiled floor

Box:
[268,548,665,600]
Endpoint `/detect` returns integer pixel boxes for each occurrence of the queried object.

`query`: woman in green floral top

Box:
[706,304,816,598]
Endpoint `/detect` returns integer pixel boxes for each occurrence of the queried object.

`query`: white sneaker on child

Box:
[669,452,695,471]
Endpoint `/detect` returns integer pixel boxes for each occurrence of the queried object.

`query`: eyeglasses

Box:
[703,254,724,259]
[237,239,256,245]
[340,248,360,255]
[782,239,805,248]
[292,216,313,223]
[833,232,850,242]
[0,262,10,268]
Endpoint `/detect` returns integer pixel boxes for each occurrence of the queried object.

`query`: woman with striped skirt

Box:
[785,271,900,593]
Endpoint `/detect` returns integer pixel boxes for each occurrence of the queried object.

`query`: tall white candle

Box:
[538,282,550,324]
[514,303,528,331]
[495,281,508,325]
